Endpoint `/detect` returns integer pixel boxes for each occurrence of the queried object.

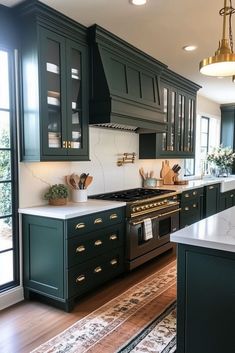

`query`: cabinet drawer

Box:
[180,201,201,228]
[67,208,124,237]
[67,224,124,267]
[67,248,124,298]
[181,188,203,203]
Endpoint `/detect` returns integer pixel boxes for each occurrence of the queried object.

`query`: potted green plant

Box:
[44,184,69,206]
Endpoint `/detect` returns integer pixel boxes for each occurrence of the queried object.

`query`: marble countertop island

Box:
[170,206,235,253]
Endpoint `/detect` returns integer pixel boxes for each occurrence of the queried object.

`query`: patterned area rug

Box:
[31,261,176,353]
[117,303,176,353]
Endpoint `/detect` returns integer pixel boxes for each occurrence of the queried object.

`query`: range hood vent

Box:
[88,25,168,133]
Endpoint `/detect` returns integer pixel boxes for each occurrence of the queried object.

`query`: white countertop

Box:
[170,207,235,253]
[19,200,126,220]
[158,178,225,193]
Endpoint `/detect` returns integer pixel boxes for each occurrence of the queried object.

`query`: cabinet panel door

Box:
[39,28,67,156]
[204,184,220,217]
[66,40,89,157]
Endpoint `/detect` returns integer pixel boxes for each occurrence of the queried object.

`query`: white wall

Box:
[19,126,182,208]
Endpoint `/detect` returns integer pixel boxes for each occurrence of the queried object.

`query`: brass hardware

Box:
[75,222,85,229]
[172,227,177,232]
[94,218,103,224]
[184,193,190,198]
[76,245,85,253]
[94,239,103,246]
[231,194,234,197]
[68,141,71,148]
[193,204,197,208]
[110,213,118,220]
[131,201,180,218]
[193,191,197,196]
[63,140,67,148]
[117,152,136,166]
[110,259,118,266]
[76,275,85,283]
[94,266,102,273]
[130,208,181,226]
[184,206,189,211]
[209,186,214,190]
[109,234,118,240]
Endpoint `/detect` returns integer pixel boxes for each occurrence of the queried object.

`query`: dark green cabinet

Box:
[180,188,204,228]
[15,0,89,161]
[177,244,235,353]
[220,104,235,174]
[22,207,125,311]
[139,69,201,159]
[219,189,235,211]
[204,183,220,217]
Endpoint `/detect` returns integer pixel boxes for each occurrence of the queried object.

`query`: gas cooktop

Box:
[89,188,175,203]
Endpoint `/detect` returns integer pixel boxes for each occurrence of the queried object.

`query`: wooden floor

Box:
[0,250,176,353]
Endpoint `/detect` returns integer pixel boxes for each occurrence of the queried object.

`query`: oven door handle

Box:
[130,208,181,226]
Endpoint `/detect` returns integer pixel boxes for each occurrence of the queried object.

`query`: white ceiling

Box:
[2,0,235,104]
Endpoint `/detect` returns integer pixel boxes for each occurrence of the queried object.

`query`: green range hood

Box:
[88,25,168,133]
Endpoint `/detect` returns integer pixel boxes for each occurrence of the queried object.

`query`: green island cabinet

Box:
[139,69,201,159]
[220,104,235,174]
[203,183,220,217]
[14,0,89,161]
[180,187,204,228]
[177,244,235,353]
[22,207,125,311]
[219,189,235,211]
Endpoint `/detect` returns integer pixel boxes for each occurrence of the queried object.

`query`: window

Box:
[200,116,210,172]
[0,48,19,292]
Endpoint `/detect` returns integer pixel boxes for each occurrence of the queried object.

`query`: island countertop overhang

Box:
[170,206,235,253]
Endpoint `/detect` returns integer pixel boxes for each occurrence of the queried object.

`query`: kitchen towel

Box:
[143,218,153,240]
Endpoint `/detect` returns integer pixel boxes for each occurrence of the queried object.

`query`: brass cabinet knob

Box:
[209,186,214,190]
[230,194,234,198]
[110,259,118,266]
[193,204,197,208]
[76,275,85,283]
[94,266,102,273]
[94,239,103,246]
[110,213,118,220]
[68,141,71,148]
[109,234,118,240]
[76,245,85,253]
[184,193,189,198]
[94,218,103,224]
[193,191,197,196]
[184,206,189,211]
[75,222,85,230]
[62,141,67,148]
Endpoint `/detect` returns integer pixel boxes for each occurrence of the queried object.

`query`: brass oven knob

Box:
[136,206,141,211]
[132,207,136,212]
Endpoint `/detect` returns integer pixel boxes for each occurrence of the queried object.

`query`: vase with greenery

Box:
[44,184,69,205]
[207,145,235,177]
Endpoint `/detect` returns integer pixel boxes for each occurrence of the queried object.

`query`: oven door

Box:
[127,205,180,261]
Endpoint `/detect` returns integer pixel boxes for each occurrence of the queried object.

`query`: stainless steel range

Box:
[90,188,180,270]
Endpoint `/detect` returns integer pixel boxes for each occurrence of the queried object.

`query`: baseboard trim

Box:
[0,286,24,311]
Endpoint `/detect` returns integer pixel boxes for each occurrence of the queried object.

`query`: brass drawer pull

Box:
[193,204,197,208]
[192,191,197,196]
[184,193,190,198]
[76,245,85,253]
[184,206,189,211]
[94,266,102,273]
[76,275,85,283]
[94,218,103,224]
[75,222,85,230]
[62,140,67,148]
[110,259,118,266]
[172,227,177,232]
[110,213,118,220]
[94,239,103,246]
[209,186,214,190]
[109,234,118,240]
[68,141,71,148]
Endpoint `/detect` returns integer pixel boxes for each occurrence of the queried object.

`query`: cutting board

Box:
[160,160,175,185]
[160,160,170,178]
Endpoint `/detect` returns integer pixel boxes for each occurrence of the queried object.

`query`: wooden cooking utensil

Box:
[85,176,93,189]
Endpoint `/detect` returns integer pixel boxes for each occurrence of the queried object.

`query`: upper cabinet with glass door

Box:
[15,0,89,161]
[139,69,201,159]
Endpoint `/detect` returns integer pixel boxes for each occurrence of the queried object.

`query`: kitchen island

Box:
[170,207,235,353]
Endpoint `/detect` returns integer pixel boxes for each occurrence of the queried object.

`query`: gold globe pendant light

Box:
[199,0,235,76]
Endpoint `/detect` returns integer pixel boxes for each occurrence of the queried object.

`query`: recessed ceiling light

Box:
[130,0,147,6]
[182,45,197,52]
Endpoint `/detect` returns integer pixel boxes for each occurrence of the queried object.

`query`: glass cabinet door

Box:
[161,86,176,152]
[186,97,195,152]
[40,28,67,156]
[177,93,185,152]
[66,40,88,157]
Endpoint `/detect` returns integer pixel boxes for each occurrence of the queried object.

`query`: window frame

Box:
[0,46,19,292]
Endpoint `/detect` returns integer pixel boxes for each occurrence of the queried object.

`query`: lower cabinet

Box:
[219,189,235,211]
[180,188,204,228]
[203,183,220,217]
[22,207,125,311]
